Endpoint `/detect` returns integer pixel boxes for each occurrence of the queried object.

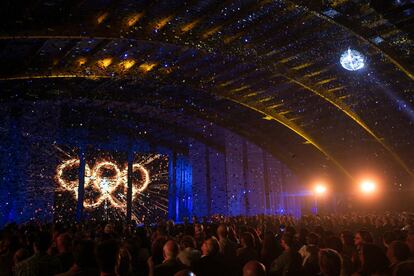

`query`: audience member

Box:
[14,231,62,276]
[319,248,342,276]
[237,232,259,268]
[56,233,74,272]
[243,260,266,276]
[269,233,302,276]
[153,240,187,276]
[195,237,225,276]
[354,243,389,276]
[387,241,411,274]
[2,212,414,276]
[95,239,119,276]
[56,240,98,276]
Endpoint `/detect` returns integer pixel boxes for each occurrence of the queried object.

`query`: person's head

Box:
[13,248,29,265]
[201,237,219,256]
[194,224,204,235]
[393,260,414,276]
[360,243,389,274]
[104,224,115,234]
[319,249,341,276]
[95,239,119,273]
[241,232,255,249]
[56,232,72,253]
[387,241,410,265]
[73,240,96,268]
[355,230,373,247]
[280,233,294,250]
[180,235,196,250]
[116,244,132,276]
[151,236,168,265]
[33,231,52,253]
[174,269,196,276]
[216,224,228,239]
[243,260,266,276]
[163,240,180,261]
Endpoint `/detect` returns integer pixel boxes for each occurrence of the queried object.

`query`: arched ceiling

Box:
[0,0,413,189]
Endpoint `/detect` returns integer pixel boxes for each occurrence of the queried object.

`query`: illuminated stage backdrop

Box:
[54,147,168,223]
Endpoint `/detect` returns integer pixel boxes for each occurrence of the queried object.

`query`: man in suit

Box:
[154,240,187,276]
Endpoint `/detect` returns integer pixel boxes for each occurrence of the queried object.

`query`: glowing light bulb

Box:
[314,184,327,195]
[340,48,365,71]
[360,180,376,193]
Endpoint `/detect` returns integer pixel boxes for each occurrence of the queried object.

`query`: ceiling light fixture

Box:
[340,48,365,71]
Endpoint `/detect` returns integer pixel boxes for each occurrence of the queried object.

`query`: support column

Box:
[263,151,270,214]
[76,145,86,222]
[205,147,211,216]
[242,141,249,215]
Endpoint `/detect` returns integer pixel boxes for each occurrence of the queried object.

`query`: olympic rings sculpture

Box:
[55,159,150,208]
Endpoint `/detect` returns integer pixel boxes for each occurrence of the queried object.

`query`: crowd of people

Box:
[1,212,414,276]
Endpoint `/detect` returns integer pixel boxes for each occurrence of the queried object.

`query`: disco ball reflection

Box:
[55,159,149,208]
[340,48,365,71]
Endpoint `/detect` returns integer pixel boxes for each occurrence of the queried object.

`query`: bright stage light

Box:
[340,48,365,71]
[314,184,327,195]
[360,179,376,194]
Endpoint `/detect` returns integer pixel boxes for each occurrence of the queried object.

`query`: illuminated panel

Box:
[55,151,168,223]
[55,158,149,208]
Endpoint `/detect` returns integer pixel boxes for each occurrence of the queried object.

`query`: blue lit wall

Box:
[0,102,305,227]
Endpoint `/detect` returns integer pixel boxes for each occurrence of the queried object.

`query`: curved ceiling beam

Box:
[282,76,414,178]
[225,95,354,181]
[0,74,111,81]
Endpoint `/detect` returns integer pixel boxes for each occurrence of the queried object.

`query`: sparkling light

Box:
[340,48,365,71]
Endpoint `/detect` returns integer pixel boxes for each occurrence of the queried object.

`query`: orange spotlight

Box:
[97,12,109,25]
[119,59,136,71]
[125,12,144,27]
[138,62,157,73]
[97,58,112,69]
[76,57,87,66]
[314,183,327,195]
[154,15,173,31]
[360,179,376,194]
